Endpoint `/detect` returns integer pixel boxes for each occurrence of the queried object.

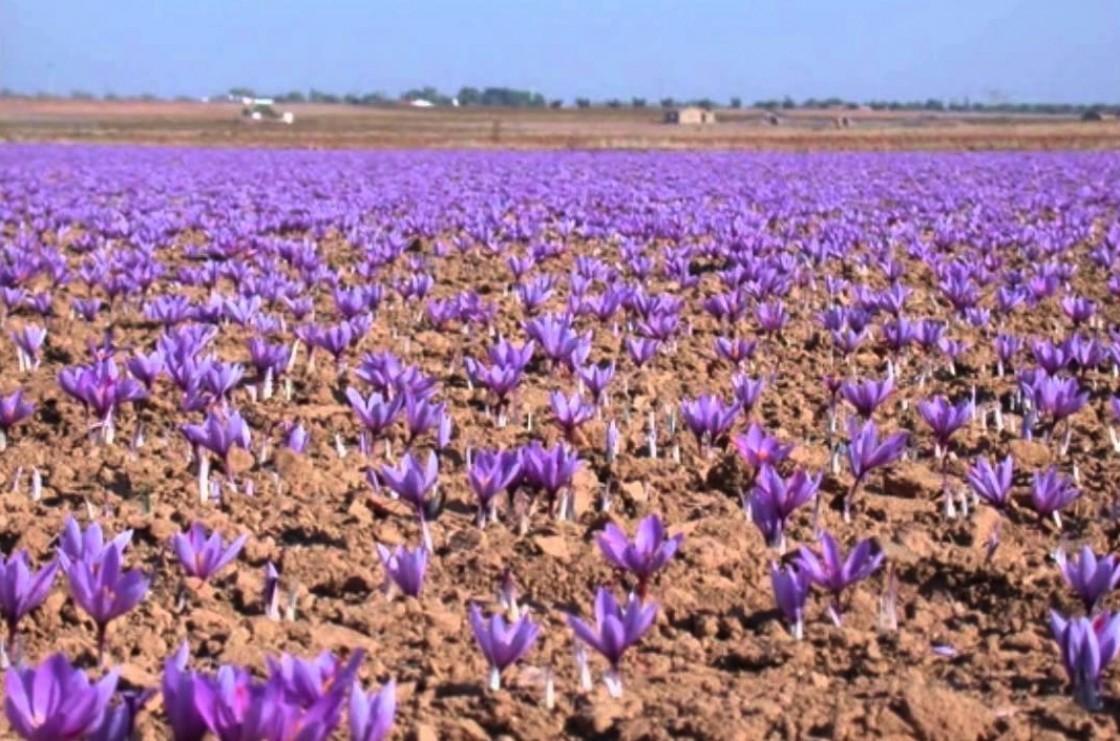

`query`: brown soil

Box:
[0,146,1117,740]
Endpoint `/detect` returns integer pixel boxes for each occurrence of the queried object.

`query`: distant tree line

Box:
[0,86,1115,116]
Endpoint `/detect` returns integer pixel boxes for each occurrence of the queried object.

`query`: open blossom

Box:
[595,514,683,598]
[468,603,539,690]
[171,523,248,582]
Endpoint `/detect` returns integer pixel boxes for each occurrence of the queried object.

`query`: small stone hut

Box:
[664,106,716,125]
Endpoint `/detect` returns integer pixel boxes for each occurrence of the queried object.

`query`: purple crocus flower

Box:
[0,390,34,450]
[0,551,57,653]
[733,423,793,473]
[64,544,150,662]
[550,389,595,442]
[346,387,403,441]
[402,394,445,446]
[190,664,272,740]
[770,562,810,640]
[468,603,540,690]
[993,334,1022,375]
[57,516,133,569]
[756,300,788,335]
[1057,546,1120,614]
[1061,295,1097,326]
[1049,610,1120,710]
[286,422,309,453]
[1031,466,1081,527]
[11,325,46,371]
[266,648,364,710]
[171,522,248,582]
[91,689,155,741]
[4,653,119,741]
[72,297,103,322]
[680,394,740,450]
[467,449,522,527]
[161,642,208,741]
[797,530,884,626]
[844,418,908,521]
[376,543,427,598]
[715,337,758,367]
[125,350,164,389]
[181,409,252,503]
[379,451,442,550]
[917,395,973,453]
[965,455,1014,512]
[748,465,821,551]
[1030,375,1088,426]
[624,336,660,369]
[840,377,894,419]
[566,587,658,697]
[595,514,683,598]
[59,360,148,444]
[519,441,582,519]
[200,361,244,403]
[349,678,396,741]
[577,361,615,405]
[731,374,765,417]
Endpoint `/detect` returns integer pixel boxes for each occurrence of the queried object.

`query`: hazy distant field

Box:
[1,98,1118,151]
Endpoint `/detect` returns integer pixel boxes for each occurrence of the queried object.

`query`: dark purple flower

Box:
[4,653,119,741]
[965,455,1014,512]
[756,300,788,335]
[161,642,208,741]
[714,337,757,366]
[550,390,595,441]
[64,544,149,661]
[376,544,427,598]
[181,409,252,501]
[346,387,403,438]
[732,423,793,470]
[1031,466,1081,527]
[1061,295,1097,326]
[845,419,907,519]
[680,394,739,449]
[1050,610,1120,710]
[467,449,522,527]
[731,374,765,416]
[1031,375,1088,425]
[468,603,540,690]
[519,441,582,518]
[0,390,34,450]
[748,465,821,550]
[577,362,615,405]
[125,350,164,389]
[402,394,445,445]
[90,688,155,741]
[349,678,396,741]
[0,551,57,652]
[1057,546,1120,614]
[624,336,660,368]
[840,377,894,419]
[171,522,248,582]
[770,562,809,640]
[190,664,272,740]
[11,325,46,371]
[595,514,683,598]
[567,587,657,697]
[379,451,442,549]
[797,530,884,625]
[57,516,133,569]
[917,395,972,452]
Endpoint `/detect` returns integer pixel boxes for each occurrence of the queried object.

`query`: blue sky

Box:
[3,0,1117,103]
